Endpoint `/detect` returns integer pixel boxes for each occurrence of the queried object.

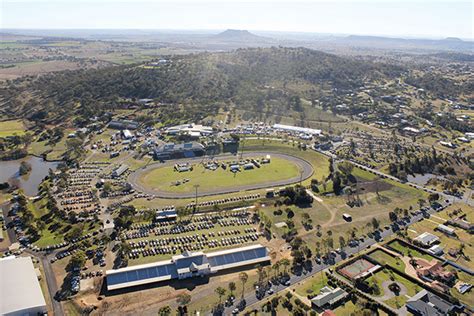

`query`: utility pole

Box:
[193,184,200,213]
[240,134,246,160]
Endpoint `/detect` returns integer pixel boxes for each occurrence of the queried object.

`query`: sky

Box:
[1,0,473,39]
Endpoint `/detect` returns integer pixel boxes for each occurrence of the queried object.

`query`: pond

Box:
[0,156,59,196]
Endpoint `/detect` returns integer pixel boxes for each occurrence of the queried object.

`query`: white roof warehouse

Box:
[0,256,47,316]
[272,124,322,136]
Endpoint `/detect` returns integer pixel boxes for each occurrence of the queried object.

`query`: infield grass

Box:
[138,156,301,194]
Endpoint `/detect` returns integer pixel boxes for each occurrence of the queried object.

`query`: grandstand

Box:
[106,244,270,291]
[153,142,205,160]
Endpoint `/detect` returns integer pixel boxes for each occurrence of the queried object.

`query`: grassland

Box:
[368,249,406,272]
[386,240,435,261]
[294,271,328,297]
[28,193,100,248]
[0,119,26,137]
[29,128,75,160]
[137,156,301,194]
[243,138,330,183]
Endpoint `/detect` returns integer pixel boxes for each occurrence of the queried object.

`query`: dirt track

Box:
[128,152,314,199]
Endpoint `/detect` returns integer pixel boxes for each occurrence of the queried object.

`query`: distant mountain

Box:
[211,29,272,43]
[341,35,473,51]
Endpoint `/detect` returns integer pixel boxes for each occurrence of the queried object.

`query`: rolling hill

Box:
[0,46,404,123]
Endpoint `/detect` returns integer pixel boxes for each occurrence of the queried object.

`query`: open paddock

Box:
[0,119,26,137]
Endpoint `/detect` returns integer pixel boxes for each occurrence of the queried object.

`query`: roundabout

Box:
[129,152,314,198]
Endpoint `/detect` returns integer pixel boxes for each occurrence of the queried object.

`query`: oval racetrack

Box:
[128,152,314,199]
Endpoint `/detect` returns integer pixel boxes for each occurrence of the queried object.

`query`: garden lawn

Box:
[294,271,328,297]
[387,240,434,262]
[368,249,406,272]
[365,269,422,309]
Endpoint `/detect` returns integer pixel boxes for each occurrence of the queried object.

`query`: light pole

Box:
[240,134,246,160]
[193,184,200,213]
[299,169,304,186]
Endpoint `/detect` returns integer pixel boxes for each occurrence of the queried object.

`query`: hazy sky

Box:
[1,0,472,39]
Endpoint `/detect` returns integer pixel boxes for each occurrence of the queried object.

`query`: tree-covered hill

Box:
[1,47,404,123]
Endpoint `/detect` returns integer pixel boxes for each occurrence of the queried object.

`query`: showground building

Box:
[0,256,47,316]
[106,244,270,291]
[153,142,205,160]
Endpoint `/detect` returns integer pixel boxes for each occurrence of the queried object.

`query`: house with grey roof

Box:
[406,289,463,316]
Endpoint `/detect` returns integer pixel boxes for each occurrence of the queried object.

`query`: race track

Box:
[128,152,314,199]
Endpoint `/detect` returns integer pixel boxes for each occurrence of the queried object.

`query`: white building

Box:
[414,232,440,247]
[272,124,322,136]
[0,256,47,316]
[436,224,455,236]
[165,124,213,137]
[311,286,348,308]
[428,244,444,256]
[122,129,133,139]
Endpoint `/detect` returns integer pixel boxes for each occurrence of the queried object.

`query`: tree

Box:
[228,282,236,296]
[239,272,248,299]
[339,236,346,249]
[389,211,398,223]
[418,199,426,209]
[68,251,86,271]
[19,161,32,176]
[280,258,290,274]
[158,306,172,316]
[176,293,191,307]
[215,287,226,303]
[371,217,380,231]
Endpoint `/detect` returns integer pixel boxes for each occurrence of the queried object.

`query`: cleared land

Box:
[0,119,26,137]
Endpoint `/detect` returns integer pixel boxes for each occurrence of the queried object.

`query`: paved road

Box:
[0,202,17,248]
[224,202,450,315]
[128,152,314,199]
[41,253,65,316]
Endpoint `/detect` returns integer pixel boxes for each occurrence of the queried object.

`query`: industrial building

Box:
[272,124,322,136]
[106,244,270,291]
[165,124,213,137]
[108,119,139,130]
[156,208,178,221]
[112,164,129,178]
[0,256,47,316]
[153,142,205,160]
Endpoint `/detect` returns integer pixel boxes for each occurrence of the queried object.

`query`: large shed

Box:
[0,256,47,316]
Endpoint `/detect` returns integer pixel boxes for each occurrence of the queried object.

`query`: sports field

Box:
[132,153,313,197]
[338,258,377,280]
[0,119,26,137]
